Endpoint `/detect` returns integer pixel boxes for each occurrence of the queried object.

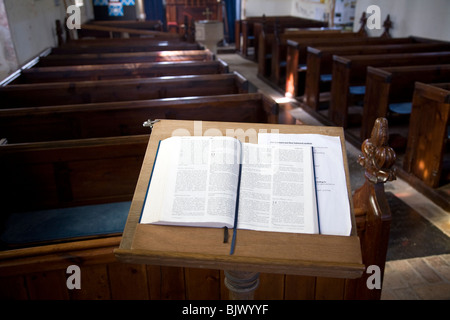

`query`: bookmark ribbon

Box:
[229,162,243,255]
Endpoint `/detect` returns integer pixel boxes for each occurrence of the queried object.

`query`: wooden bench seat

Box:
[0,73,249,108]
[12,60,229,84]
[403,82,450,189]
[285,36,420,98]
[361,65,450,140]
[329,51,450,128]
[305,42,450,111]
[35,49,214,67]
[0,93,278,143]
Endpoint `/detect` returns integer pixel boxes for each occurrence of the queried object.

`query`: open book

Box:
[140,136,319,235]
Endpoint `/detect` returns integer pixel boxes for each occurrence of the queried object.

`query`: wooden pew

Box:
[76,22,179,39]
[0,73,248,108]
[0,135,148,214]
[251,18,327,61]
[285,36,420,98]
[329,51,450,128]
[0,118,395,300]
[258,29,350,85]
[35,49,214,67]
[267,29,343,87]
[403,82,450,189]
[236,16,327,59]
[262,12,370,92]
[51,40,202,54]
[361,65,450,141]
[12,60,229,84]
[0,93,279,144]
[87,20,164,32]
[305,42,450,111]
[63,37,187,46]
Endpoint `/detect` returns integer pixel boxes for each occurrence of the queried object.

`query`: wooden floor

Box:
[217,51,450,300]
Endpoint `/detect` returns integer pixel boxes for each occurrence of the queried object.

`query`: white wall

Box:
[0,0,18,80]
[354,0,450,41]
[242,0,293,18]
[4,0,93,66]
[290,0,330,22]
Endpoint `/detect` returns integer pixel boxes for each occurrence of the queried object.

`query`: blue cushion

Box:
[320,74,332,82]
[349,86,366,95]
[0,201,131,245]
[389,102,412,114]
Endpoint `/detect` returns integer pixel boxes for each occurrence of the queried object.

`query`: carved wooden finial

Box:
[358,118,397,183]
[357,12,368,36]
[381,14,393,38]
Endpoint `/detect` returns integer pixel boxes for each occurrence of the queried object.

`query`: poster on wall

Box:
[109,0,124,17]
[93,0,137,19]
[334,0,356,25]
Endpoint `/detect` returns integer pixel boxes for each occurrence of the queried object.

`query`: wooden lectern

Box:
[114,120,364,299]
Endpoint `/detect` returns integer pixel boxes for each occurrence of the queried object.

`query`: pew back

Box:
[0,73,248,108]
[13,60,229,84]
[403,82,450,188]
[0,93,278,144]
[304,43,450,110]
[52,41,201,54]
[285,36,418,97]
[330,51,450,127]
[361,65,450,140]
[36,50,214,67]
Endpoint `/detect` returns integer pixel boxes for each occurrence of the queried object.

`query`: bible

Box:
[140,136,319,236]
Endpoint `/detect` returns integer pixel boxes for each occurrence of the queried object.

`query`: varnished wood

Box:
[0,93,278,144]
[36,49,213,67]
[285,36,417,98]
[115,120,363,280]
[14,60,229,84]
[0,73,248,108]
[329,51,450,127]
[77,23,179,39]
[236,16,326,58]
[52,40,199,54]
[0,135,148,213]
[403,82,450,188]
[0,119,396,300]
[304,43,450,111]
[361,64,450,140]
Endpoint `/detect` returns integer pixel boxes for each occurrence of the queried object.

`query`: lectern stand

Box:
[114,120,364,299]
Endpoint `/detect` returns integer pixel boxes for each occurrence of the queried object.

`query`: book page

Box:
[258,133,352,236]
[140,136,241,228]
[237,143,319,234]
